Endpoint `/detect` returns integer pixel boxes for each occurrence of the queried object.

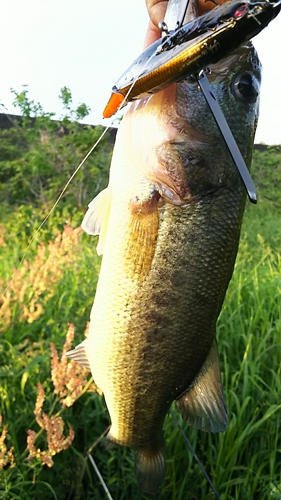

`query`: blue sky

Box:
[1,0,281,144]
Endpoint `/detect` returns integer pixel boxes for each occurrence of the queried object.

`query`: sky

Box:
[1,0,281,145]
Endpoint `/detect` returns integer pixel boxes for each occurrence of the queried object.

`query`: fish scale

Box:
[66,42,261,494]
[89,187,243,443]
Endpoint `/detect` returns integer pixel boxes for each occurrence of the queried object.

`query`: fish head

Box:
[119,41,261,205]
[171,42,262,200]
[177,44,261,154]
[112,0,262,204]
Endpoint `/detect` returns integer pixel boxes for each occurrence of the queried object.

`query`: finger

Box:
[143,19,162,48]
[145,0,168,26]
[144,1,168,48]
[198,0,228,15]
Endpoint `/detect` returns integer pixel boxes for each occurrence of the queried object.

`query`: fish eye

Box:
[232,71,260,103]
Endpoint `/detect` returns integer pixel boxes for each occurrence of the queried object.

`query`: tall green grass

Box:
[0,199,280,499]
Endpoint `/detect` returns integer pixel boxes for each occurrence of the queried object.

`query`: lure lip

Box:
[102,90,125,119]
[102,0,281,119]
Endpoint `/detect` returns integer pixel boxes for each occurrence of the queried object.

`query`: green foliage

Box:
[1,202,281,499]
[0,87,113,210]
[251,145,281,211]
[0,96,280,498]
[59,86,91,121]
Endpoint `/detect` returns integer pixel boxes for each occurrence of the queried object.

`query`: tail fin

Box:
[134,447,165,495]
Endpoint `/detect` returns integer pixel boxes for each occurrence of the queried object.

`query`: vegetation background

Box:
[0,89,280,499]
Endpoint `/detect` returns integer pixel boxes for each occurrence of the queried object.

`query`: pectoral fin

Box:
[176,340,228,433]
[65,339,91,371]
[125,189,160,279]
[81,187,111,255]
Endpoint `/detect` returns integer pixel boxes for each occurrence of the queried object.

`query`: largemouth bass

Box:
[66,43,261,496]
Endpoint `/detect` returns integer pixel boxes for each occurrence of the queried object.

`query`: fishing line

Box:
[71,426,111,500]
[88,453,114,500]
[169,409,222,500]
[87,426,111,455]
[1,38,162,297]
[0,126,109,296]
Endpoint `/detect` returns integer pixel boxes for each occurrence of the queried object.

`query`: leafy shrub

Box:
[0,87,113,210]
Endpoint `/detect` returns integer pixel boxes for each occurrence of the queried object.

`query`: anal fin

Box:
[65,339,91,371]
[177,339,228,433]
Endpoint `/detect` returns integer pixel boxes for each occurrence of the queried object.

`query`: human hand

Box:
[144,0,227,48]
[144,1,168,47]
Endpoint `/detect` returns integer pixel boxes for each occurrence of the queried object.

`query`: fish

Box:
[66,10,261,497]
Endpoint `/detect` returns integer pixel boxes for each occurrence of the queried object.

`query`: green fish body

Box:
[67,43,261,494]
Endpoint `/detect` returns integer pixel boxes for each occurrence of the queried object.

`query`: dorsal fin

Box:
[176,339,228,433]
[81,187,111,255]
[64,339,91,371]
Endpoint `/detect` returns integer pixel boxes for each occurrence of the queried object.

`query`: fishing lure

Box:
[103,0,281,119]
[102,0,281,203]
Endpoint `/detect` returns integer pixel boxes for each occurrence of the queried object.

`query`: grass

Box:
[0,184,281,498]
